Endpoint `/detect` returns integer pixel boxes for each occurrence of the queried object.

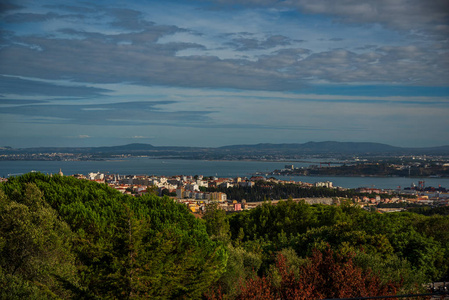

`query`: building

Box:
[176,187,185,199]
[315,181,333,188]
[209,192,227,202]
[88,172,105,181]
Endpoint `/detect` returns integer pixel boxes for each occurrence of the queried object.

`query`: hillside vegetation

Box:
[0,173,226,299]
[1,173,448,299]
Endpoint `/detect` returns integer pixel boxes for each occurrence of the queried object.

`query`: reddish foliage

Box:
[275,254,311,300]
[206,247,402,299]
[204,284,224,300]
[236,275,275,300]
[295,248,400,299]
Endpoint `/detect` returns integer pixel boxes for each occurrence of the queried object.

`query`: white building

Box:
[88,172,105,181]
[314,181,333,188]
[185,183,199,191]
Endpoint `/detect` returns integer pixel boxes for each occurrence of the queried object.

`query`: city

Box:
[12,168,444,215]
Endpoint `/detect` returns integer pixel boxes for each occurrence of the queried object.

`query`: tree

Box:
[203,202,231,243]
[292,248,401,299]
[146,185,159,195]
[1,173,229,299]
[0,185,77,299]
[211,248,402,300]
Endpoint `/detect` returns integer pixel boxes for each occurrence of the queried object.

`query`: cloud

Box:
[0,99,47,105]
[205,0,449,40]
[44,4,98,14]
[291,0,449,39]
[256,46,449,86]
[0,1,23,13]
[0,100,214,126]
[0,29,294,90]
[2,26,447,92]
[1,1,447,94]
[108,8,156,30]
[0,75,111,97]
[227,34,292,51]
[328,38,344,42]
[1,1,448,95]
[3,12,69,23]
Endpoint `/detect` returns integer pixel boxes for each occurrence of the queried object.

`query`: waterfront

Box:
[0,158,294,178]
[1,157,448,190]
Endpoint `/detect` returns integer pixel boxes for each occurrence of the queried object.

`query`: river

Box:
[1,158,448,190]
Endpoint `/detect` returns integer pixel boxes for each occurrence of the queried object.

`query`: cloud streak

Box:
[0,75,111,97]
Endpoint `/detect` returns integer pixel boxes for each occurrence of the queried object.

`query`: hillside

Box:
[0,173,226,299]
[1,173,449,298]
[2,141,449,159]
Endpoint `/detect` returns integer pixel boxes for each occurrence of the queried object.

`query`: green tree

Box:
[0,186,77,299]
[1,173,229,299]
[203,202,231,243]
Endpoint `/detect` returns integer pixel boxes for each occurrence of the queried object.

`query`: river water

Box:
[1,158,448,190]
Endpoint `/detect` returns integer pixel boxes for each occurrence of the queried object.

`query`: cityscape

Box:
[2,166,445,216]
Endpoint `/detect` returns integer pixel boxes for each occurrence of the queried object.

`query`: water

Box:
[1,158,448,190]
[0,158,296,178]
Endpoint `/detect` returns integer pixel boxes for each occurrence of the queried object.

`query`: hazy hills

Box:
[219,141,449,155]
[2,141,449,158]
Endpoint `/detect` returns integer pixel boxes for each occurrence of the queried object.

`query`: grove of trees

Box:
[1,173,448,299]
[206,181,410,202]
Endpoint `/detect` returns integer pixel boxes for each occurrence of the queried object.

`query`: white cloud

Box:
[205,0,449,39]
[292,0,449,38]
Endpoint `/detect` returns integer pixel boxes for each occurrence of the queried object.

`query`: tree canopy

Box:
[0,173,227,299]
[1,173,448,299]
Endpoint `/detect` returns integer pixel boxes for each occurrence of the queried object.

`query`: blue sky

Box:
[1,0,448,148]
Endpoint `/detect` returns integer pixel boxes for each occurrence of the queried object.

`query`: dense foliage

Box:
[408,205,449,216]
[212,199,449,298]
[1,173,448,299]
[207,181,408,202]
[0,173,226,299]
[207,248,401,300]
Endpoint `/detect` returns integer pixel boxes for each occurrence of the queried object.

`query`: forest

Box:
[205,181,411,202]
[1,173,448,299]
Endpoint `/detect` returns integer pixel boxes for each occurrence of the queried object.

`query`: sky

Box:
[1,0,448,148]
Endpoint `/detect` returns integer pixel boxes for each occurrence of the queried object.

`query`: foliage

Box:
[0,186,77,299]
[208,248,401,300]
[203,202,231,243]
[1,173,227,299]
[408,205,449,216]
[207,181,371,202]
[2,172,449,299]
[353,251,427,294]
[226,199,449,289]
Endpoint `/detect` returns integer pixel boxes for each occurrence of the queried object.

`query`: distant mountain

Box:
[2,143,204,154]
[94,143,156,152]
[407,145,449,155]
[219,141,404,154]
[2,142,449,157]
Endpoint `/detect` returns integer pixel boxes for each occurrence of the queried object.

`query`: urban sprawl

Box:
[2,167,446,214]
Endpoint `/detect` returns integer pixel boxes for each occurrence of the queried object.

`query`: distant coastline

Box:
[1,141,449,160]
[1,158,449,190]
